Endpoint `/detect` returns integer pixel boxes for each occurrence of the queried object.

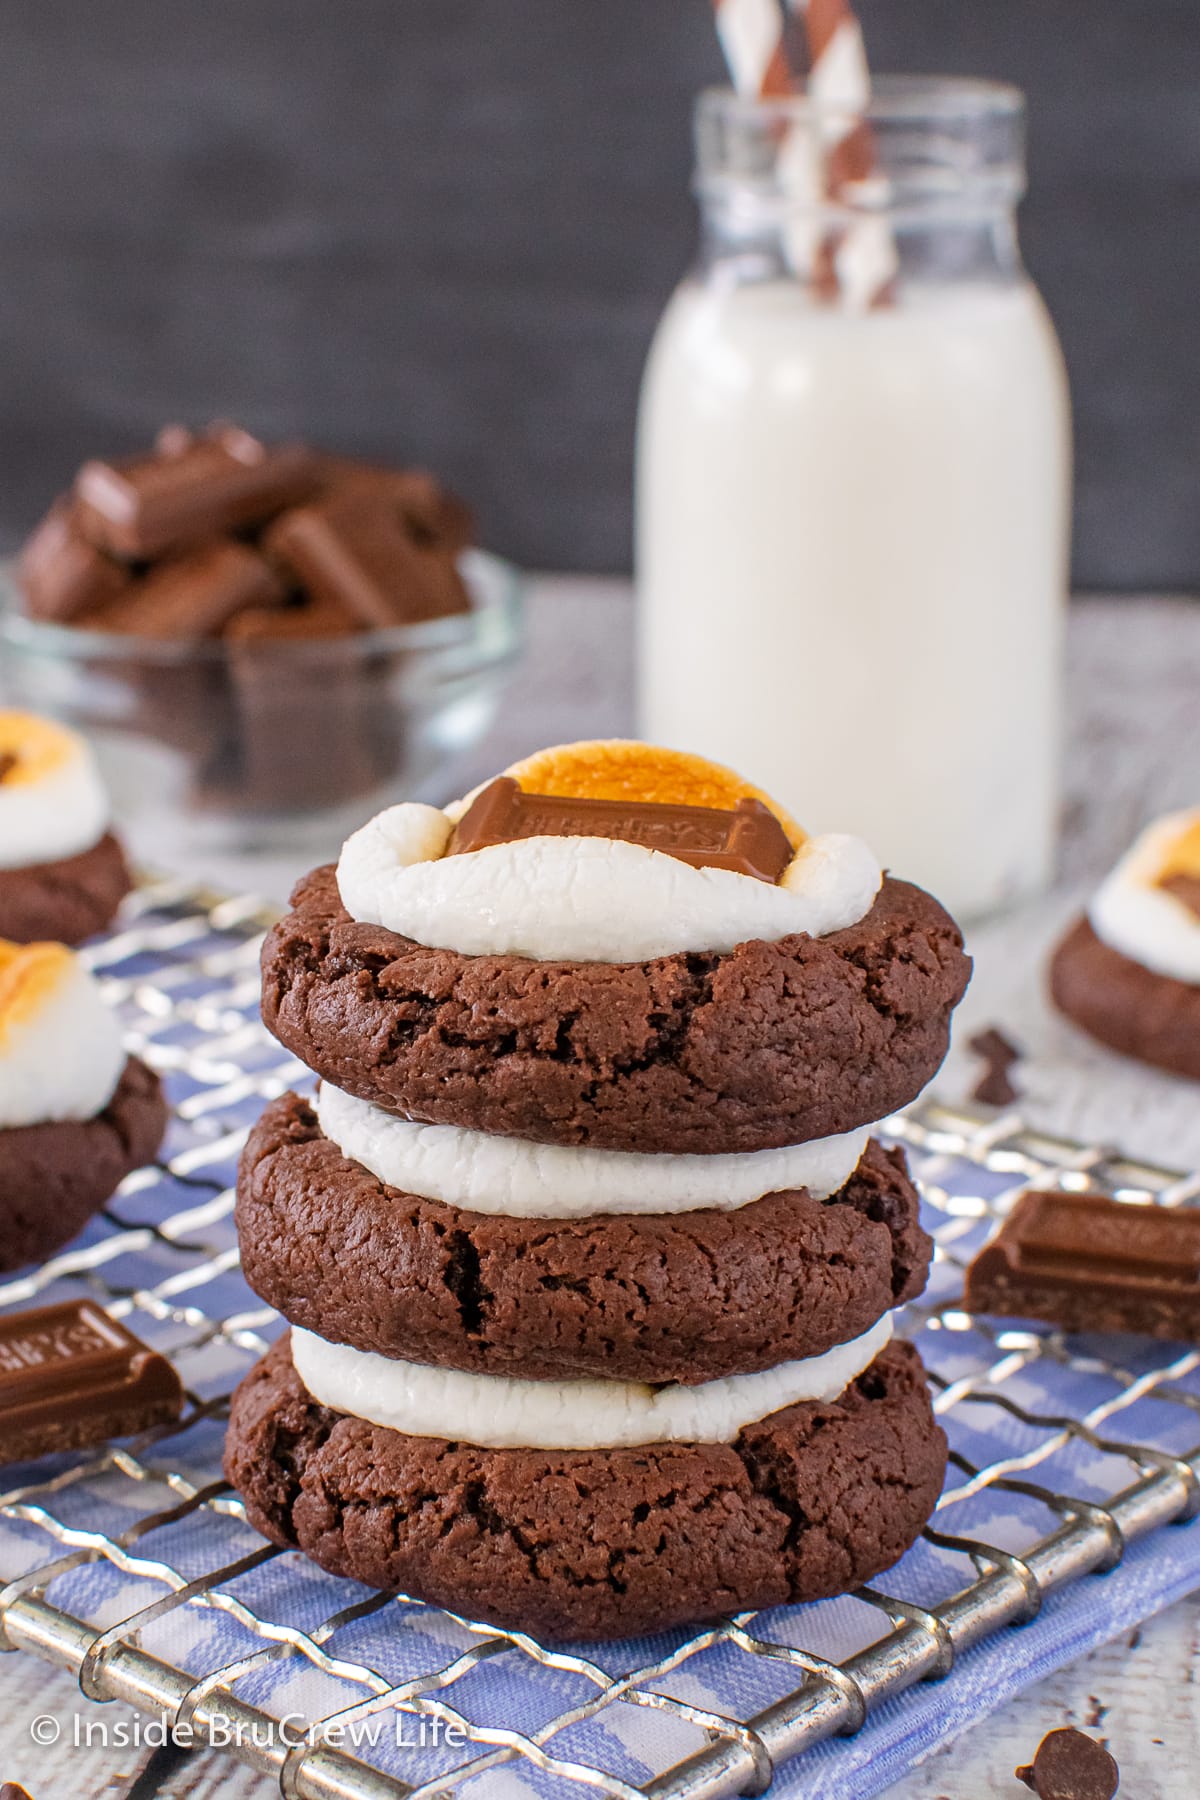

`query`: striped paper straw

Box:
[795,0,898,307]
[712,0,795,99]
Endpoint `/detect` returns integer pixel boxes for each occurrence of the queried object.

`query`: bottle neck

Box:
[697,194,1026,289]
[694,78,1030,297]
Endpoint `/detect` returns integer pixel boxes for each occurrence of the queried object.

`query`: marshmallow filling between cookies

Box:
[316,1081,876,1218]
[0,713,112,871]
[0,942,126,1129]
[290,1313,894,1450]
[300,1072,898,1447]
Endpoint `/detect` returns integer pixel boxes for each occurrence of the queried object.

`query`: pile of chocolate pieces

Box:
[18,424,473,641]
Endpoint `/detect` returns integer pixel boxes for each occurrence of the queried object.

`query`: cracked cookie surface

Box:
[0,831,132,946]
[225,1334,947,1641]
[0,1056,168,1271]
[238,1092,932,1382]
[261,865,970,1154]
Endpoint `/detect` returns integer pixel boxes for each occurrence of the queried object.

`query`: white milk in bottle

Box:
[637,82,1072,918]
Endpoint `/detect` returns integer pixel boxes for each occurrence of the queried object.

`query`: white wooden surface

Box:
[1,582,1198,1800]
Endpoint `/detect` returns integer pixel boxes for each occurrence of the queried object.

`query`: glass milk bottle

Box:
[637,80,1072,918]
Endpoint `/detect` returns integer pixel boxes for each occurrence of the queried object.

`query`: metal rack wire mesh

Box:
[2,876,1199,1800]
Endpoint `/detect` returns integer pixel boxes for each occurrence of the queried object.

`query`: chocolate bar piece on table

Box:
[964,1188,1200,1340]
[0,1299,184,1463]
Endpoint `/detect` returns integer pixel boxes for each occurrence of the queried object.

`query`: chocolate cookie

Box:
[0,1057,168,1271]
[238,1093,931,1383]
[225,1334,947,1641]
[1050,916,1200,1083]
[261,865,970,1155]
[0,833,132,946]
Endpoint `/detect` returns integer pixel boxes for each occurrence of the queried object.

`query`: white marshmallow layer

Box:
[316,1081,872,1219]
[1089,810,1200,987]
[0,713,111,870]
[336,802,882,963]
[290,1313,893,1450]
[0,947,125,1129]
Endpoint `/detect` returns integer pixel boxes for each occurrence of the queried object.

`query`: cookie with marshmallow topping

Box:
[0,713,132,945]
[264,740,971,1154]
[0,939,167,1270]
[228,739,966,1639]
[1051,808,1200,1081]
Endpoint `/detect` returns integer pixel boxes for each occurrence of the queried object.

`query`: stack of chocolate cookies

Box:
[227,741,970,1640]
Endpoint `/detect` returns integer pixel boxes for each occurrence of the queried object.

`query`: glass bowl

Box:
[0,549,524,863]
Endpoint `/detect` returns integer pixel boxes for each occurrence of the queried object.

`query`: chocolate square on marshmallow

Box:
[447,777,794,883]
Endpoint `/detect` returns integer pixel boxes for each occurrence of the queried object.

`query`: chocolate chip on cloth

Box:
[238,1092,932,1382]
[1016,1727,1120,1799]
[261,863,969,1154]
[224,1334,947,1642]
[969,1025,1024,1106]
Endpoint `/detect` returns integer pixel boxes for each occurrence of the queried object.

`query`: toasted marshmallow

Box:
[291,1313,893,1450]
[0,713,110,870]
[337,805,881,962]
[1089,809,1200,986]
[0,940,126,1129]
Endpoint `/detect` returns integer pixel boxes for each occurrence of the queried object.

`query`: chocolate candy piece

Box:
[316,457,475,553]
[448,776,794,883]
[1161,870,1200,920]
[968,1025,1023,1107]
[74,426,320,559]
[82,540,286,638]
[222,594,358,643]
[0,1299,184,1463]
[1016,1727,1120,1799]
[225,604,396,811]
[17,498,129,623]
[965,1188,1200,1341]
[264,484,470,629]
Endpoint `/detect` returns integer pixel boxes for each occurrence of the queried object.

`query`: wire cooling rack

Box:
[2,877,1200,1800]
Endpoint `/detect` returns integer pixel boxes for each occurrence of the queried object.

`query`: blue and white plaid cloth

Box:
[1,887,1198,1798]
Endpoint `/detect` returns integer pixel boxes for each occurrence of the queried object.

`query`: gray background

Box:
[0,1,1196,585]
